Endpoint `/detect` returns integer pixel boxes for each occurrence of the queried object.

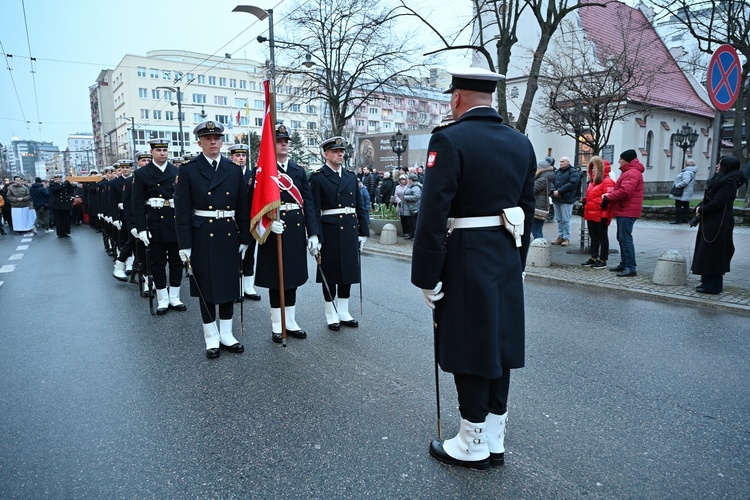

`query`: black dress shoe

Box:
[669,221,681,224]
[287,329,307,339]
[696,287,721,295]
[156,307,168,315]
[340,319,359,328]
[609,265,625,272]
[206,348,220,359]
[428,440,490,471]
[272,332,282,343]
[244,292,261,301]
[169,303,187,311]
[490,452,504,468]
[221,342,244,353]
[328,323,340,331]
[616,270,637,277]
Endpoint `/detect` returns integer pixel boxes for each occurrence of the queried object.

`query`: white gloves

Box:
[97,213,103,220]
[239,243,249,260]
[270,220,285,234]
[179,248,192,263]
[421,281,444,310]
[105,216,112,224]
[130,228,139,238]
[307,235,321,256]
[138,230,151,246]
[113,220,122,230]
[358,236,367,251]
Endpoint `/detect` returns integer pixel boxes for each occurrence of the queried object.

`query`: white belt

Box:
[146,198,174,208]
[321,207,356,216]
[447,215,503,230]
[194,209,235,218]
[279,203,301,211]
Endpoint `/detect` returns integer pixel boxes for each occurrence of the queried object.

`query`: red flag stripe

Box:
[250,80,281,244]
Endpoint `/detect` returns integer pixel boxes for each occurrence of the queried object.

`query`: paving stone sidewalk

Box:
[362,219,750,315]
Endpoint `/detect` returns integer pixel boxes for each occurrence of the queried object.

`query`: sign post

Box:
[706,44,742,168]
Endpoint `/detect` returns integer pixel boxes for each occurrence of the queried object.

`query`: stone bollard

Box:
[652,249,688,286]
[527,238,551,267]
[379,223,398,245]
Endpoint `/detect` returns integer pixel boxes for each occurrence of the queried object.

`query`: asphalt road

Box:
[1,227,748,498]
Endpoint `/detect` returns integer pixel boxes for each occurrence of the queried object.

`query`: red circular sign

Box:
[707,44,742,112]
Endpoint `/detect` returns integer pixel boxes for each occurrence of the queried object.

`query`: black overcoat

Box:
[309,165,369,285]
[131,162,179,243]
[252,160,320,289]
[692,170,747,276]
[174,155,250,304]
[49,181,74,210]
[410,107,536,379]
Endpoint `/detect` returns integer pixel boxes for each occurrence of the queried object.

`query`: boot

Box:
[243,275,261,301]
[113,260,127,281]
[429,418,490,471]
[285,305,306,339]
[337,297,358,328]
[325,301,340,331]
[219,318,244,353]
[125,255,134,275]
[271,307,283,343]
[203,322,220,358]
[155,288,170,315]
[486,411,508,467]
[168,285,187,311]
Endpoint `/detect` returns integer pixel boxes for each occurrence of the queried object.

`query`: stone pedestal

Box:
[379,223,398,245]
[527,238,551,267]
[652,249,688,285]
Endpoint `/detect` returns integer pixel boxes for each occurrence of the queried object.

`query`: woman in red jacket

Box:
[581,157,615,268]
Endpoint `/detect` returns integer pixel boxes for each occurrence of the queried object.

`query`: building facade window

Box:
[219,77,227,87]
[187,73,195,82]
[153,110,162,120]
[137,66,146,78]
[307,122,317,130]
[152,89,161,100]
[235,98,247,109]
[139,88,148,99]
[255,118,263,126]
[163,90,173,101]
[141,109,149,119]
[291,120,301,129]
[192,94,207,104]
[215,96,228,106]
[289,104,301,112]
[645,131,653,168]
[307,138,317,146]
[230,78,237,88]
[240,80,247,89]
[197,75,205,84]
[162,70,171,81]
[356,119,365,127]
[306,105,317,114]
[209,76,216,86]
[254,99,264,109]
[165,111,174,121]
[150,68,159,79]
[215,115,229,124]
[193,113,203,123]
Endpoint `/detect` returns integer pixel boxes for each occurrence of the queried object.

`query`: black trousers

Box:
[54,209,71,236]
[321,283,351,302]
[586,219,609,260]
[241,238,257,276]
[269,288,297,308]
[453,371,511,423]
[150,240,182,289]
[674,200,691,223]
[199,300,233,324]
[700,274,723,293]
[117,233,136,263]
[400,215,412,235]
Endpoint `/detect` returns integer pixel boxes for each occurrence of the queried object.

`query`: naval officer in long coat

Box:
[131,139,187,314]
[411,68,536,471]
[175,120,250,359]
[309,136,369,331]
[229,143,261,302]
[251,124,321,343]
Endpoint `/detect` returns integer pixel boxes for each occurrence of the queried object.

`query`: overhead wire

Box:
[0,40,31,138]
[21,0,43,139]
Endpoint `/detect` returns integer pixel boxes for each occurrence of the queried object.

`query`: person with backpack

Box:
[550,156,580,246]
[668,159,698,224]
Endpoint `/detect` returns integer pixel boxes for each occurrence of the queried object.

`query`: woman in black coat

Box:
[691,155,747,294]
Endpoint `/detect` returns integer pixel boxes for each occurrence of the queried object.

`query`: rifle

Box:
[145,246,155,315]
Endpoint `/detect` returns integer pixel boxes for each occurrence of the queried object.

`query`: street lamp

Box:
[672,122,698,169]
[389,130,408,172]
[157,85,185,156]
[234,6,275,86]
[257,35,316,70]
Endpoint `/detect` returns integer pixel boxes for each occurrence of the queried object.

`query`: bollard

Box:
[527,238,551,267]
[652,249,688,286]
[379,223,398,245]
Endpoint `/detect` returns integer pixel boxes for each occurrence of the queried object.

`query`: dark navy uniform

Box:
[410,68,536,471]
[229,143,260,301]
[131,144,184,311]
[174,153,250,305]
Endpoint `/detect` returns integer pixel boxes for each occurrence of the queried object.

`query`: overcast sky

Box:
[0,0,472,150]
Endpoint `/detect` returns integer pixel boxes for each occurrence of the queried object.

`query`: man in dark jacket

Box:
[411,68,536,471]
[49,174,74,237]
[550,156,580,246]
[30,177,52,233]
[379,171,395,208]
[361,166,378,209]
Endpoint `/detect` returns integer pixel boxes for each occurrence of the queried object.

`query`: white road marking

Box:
[9,254,24,260]
[0,265,17,273]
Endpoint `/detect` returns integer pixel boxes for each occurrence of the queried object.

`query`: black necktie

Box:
[278,163,284,173]
[212,160,217,170]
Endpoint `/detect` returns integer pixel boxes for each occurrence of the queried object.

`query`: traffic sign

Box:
[707,44,742,112]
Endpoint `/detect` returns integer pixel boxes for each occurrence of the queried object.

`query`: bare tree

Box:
[648,0,750,168]
[277,0,428,136]
[538,16,661,155]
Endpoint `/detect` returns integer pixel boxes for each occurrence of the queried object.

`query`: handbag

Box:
[670,185,684,197]
[534,208,548,220]
[500,207,525,247]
